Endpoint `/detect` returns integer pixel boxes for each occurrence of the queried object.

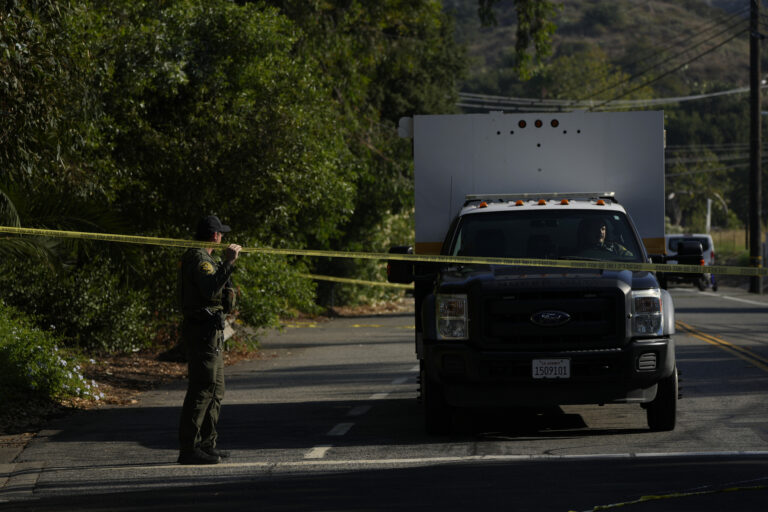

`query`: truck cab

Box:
[400,193,677,434]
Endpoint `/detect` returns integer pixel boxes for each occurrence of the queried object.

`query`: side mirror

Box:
[387,245,414,284]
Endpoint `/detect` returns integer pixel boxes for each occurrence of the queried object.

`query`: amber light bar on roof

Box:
[464,192,617,204]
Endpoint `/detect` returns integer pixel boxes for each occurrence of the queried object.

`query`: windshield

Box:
[668,236,709,252]
[449,210,644,263]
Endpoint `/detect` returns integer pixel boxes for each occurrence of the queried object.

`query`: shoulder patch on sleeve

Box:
[199,261,215,275]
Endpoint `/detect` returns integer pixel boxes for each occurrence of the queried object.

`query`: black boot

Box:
[202,446,230,459]
[177,448,221,465]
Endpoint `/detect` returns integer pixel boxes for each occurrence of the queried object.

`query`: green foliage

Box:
[524,46,653,101]
[256,1,464,302]
[318,208,414,307]
[665,148,738,231]
[476,0,557,79]
[582,3,626,32]
[73,0,355,248]
[235,252,321,327]
[0,179,145,281]
[0,1,110,191]
[0,257,152,353]
[0,301,103,404]
[1,0,468,343]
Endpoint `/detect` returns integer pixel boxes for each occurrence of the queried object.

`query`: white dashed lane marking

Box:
[305,369,418,459]
[347,405,372,417]
[304,446,332,459]
[327,423,354,436]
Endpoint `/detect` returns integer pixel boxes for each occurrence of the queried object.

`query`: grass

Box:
[710,228,762,265]
[712,229,747,259]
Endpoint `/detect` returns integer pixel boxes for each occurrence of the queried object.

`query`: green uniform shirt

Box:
[179,248,235,318]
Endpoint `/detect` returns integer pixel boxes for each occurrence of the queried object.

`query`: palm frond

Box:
[0,186,21,228]
[0,237,60,265]
[0,180,142,280]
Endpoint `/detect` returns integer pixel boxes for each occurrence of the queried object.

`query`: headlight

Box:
[631,289,663,336]
[437,294,468,340]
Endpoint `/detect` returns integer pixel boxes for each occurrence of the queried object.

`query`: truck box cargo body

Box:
[392,111,678,434]
[400,110,666,255]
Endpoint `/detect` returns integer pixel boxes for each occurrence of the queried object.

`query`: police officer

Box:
[579,217,633,257]
[177,215,241,465]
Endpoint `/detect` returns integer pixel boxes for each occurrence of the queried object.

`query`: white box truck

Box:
[389,111,678,434]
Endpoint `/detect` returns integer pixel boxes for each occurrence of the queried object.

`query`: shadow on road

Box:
[6,455,768,512]
[35,397,660,457]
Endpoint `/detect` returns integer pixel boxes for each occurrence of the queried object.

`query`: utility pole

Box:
[749,0,763,293]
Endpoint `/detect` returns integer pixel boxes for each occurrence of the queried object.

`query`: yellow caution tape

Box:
[299,274,413,289]
[2,225,767,277]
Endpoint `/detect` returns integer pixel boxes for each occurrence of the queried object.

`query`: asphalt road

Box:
[1,284,767,511]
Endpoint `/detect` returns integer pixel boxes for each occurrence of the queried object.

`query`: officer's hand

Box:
[224,244,242,263]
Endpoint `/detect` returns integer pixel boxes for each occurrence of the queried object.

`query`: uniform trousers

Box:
[179,320,225,452]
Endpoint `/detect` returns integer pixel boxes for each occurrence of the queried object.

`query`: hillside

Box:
[448,0,754,95]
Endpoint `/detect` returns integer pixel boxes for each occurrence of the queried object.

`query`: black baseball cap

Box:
[195,215,231,240]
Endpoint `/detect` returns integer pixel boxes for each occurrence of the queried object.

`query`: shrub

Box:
[235,252,321,328]
[0,302,103,404]
[0,257,152,353]
[316,209,414,307]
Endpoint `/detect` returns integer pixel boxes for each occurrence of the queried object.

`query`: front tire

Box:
[421,364,452,435]
[646,368,678,431]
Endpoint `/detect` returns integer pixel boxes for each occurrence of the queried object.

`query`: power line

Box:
[620,6,749,76]
[589,28,749,110]
[457,82,763,111]
[667,143,751,150]
[577,10,750,103]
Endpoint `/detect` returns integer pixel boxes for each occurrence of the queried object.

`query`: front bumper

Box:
[424,337,675,407]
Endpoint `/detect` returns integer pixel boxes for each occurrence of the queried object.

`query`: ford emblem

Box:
[530,310,571,327]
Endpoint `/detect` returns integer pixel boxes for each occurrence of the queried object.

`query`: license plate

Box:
[532,359,570,379]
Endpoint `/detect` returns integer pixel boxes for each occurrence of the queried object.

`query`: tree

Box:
[525,46,654,102]
[70,1,355,250]
[248,1,466,303]
[666,150,735,230]
[477,0,558,79]
[0,1,106,191]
